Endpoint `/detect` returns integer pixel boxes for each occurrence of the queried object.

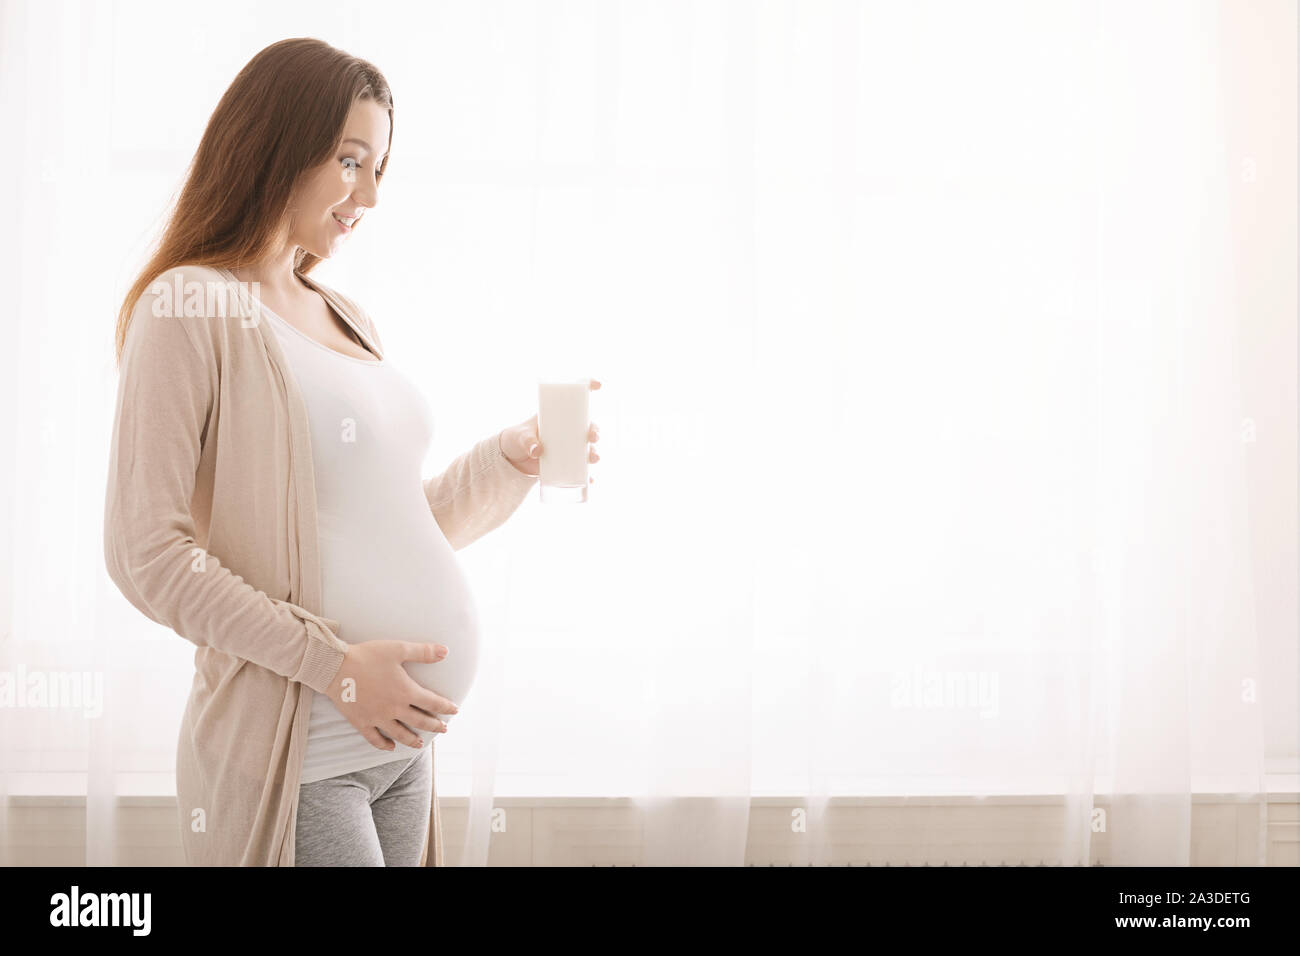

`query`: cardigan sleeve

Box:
[103,284,347,694]
[424,433,538,551]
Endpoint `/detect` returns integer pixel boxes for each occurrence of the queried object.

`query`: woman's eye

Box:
[341,155,382,184]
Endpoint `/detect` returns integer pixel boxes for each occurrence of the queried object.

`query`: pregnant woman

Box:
[102,38,600,866]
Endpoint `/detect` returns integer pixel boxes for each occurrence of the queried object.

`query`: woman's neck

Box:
[228,249,310,302]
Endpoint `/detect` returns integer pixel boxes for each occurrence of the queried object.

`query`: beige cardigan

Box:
[103,263,537,866]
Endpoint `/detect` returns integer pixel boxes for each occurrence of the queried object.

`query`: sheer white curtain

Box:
[0,0,1290,868]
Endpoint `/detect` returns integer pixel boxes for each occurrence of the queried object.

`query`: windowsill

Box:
[6,772,1297,806]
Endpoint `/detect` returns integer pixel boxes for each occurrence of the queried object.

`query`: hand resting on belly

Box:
[322,641,460,751]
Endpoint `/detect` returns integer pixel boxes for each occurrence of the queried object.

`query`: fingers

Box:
[363,727,396,751]
[406,706,449,734]
[385,719,424,749]
[411,689,459,719]
[404,641,447,663]
[529,420,600,456]
[580,381,601,469]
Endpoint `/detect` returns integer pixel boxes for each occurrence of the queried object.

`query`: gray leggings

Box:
[294,745,433,866]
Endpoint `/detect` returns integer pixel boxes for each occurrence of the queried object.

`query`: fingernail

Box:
[529,442,539,456]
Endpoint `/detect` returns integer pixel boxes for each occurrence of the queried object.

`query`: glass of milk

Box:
[537,377,591,503]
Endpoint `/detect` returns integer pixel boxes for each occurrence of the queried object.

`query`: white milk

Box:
[538,379,590,503]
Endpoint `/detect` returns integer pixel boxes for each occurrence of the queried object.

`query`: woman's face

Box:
[289,97,390,260]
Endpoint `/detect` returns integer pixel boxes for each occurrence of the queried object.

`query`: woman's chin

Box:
[300,238,340,260]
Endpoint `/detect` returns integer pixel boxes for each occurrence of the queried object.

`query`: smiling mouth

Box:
[332,212,359,231]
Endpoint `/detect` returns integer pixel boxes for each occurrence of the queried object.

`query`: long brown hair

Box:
[114,37,393,364]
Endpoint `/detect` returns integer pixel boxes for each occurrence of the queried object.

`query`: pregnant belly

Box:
[317,513,482,715]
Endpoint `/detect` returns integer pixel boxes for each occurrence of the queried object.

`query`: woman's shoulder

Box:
[124,263,261,360]
[143,262,234,297]
[136,263,248,323]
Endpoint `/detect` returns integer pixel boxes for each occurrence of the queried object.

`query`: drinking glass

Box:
[537,376,592,503]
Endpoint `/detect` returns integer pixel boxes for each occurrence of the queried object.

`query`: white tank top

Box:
[258,296,481,784]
